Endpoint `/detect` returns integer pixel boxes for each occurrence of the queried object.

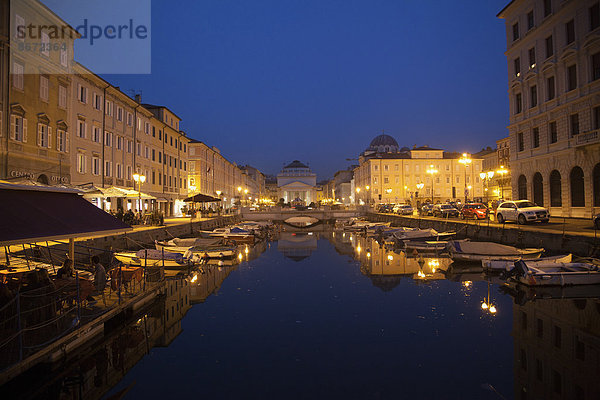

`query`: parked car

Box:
[495,200,549,224]
[594,213,600,229]
[449,201,462,211]
[394,204,414,215]
[461,203,488,220]
[377,204,394,213]
[420,203,434,216]
[432,204,460,218]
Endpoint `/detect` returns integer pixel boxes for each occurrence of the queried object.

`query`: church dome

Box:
[367,134,399,154]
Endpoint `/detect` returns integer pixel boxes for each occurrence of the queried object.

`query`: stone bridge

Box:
[241,208,364,222]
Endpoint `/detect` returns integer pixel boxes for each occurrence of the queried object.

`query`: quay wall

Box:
[80,215,241,252]
[367,213,600,257]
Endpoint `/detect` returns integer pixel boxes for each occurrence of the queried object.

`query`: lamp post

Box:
[244,188,248,206]
[355,187,361,205]
[132,173,146,213]
[416,182,424,203]
[365,185,370,207]
[479,171,494,205]
[385,188,392,204]
[496,166,509,200]
[426,165,438,204]
[458,153,472,203]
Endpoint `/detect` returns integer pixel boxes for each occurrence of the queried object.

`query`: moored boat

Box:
[447,240,544,262]
[482,254,572,271]
[507,260,600,286]
[114,249,194,269]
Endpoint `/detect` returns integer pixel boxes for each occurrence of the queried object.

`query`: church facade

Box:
[277,160,317,204]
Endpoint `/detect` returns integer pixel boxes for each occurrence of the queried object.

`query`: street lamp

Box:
[458,153,472,203]
[479,171,494,204]
[385,188,392,203]
[481,280,497,315]
[365,185,370,206]
[496,166,509,200]
[416,182,424,199]
[132,173,146,213]
[426,164,438,204]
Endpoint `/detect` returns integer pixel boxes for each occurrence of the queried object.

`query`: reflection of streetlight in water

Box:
[481,280,497,314]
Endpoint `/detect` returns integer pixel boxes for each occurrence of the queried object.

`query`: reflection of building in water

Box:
[277,232,318,262]
[159,277,192,347]
[330,234,450,291]
[512,298,600,400]
[189,265,235,304]
[6,276,193,400]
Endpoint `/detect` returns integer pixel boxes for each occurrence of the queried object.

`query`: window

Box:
[159,130,162,140]
[144,122,150,134]
[512,22,519,41]
[37,123,49,148]
[14,14,25,40]
[92,157,100,175]
[152,126,155,137]
[544,0,552,17]
[117,136,122,150]
[57,130,67,152]
[60,47,68,67]
[12,62,24,90]
[127,112,133,126]
[567,65,577,91]
[78,84,87,103]
[515,93,522,114]
[117,107,123,121]
[530,85,537,107]
[127,140,132,153]
[545,35,553,58]
[528,48,536,68]
[104,131,112,147]
[116,163,123,179]
[570,113,579,136]
[93,93,102,110]
[39,75,49,101]
[518,132,524,151]
[384,177,389,184]
[58,85,67,108]
[550,170,562,206]
[152,149,155,161]
[547,76,555,100]
[105,100,113,116]
[77,120,86,139]
[105,161,112,177]
[532,127,540,148]
[594,106,600,130]
[137,142,141,156]
[592,53,600,81]
[592,2,600,31]
[549,121,557,143]
[158,152,162,163]
[77,153,86,174]
[127,165,132,180]
[92,126,101,143]
[514,57,521,77]
[527,11,534,30]
[145,145,149,159]
[566,19,575,44]
[137,117,142,131]
[41,32,49,57]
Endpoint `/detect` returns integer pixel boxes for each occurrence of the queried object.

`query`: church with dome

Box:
[277,160,317,204]
[353,133,484,205]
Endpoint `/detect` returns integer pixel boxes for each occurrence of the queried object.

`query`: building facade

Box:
[498,0,600,217]
[353,134,484,205]
[277,160,317,204]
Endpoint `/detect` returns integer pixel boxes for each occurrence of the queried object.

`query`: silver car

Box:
[495,200,549,224]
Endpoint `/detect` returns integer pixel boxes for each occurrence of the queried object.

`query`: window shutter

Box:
[65,132,69,153]
[37,123,42,146]
[22,118,27,142]
[84,122,87,139]
[84,155,87,173]
[47,126,52,148]
[10,115,16,140]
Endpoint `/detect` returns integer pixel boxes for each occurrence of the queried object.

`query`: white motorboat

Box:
[155,237,224,252]
[199,227,255,244]
[114,249,194,269]
[508,260,600,286]
[447,240,544,262]
[404,240,448,252]
[393,228,455,242]
[482,254,572,271]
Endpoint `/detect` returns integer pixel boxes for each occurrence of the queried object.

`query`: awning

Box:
[0,182,132,246]
[81,186,156,200]
[183,193,221,203]
[156,198,169,203]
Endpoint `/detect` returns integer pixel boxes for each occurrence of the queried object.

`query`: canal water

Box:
[8,230,600,399]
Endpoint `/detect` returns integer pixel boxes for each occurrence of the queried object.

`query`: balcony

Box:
[575,130,599,147]
[103,177,113,185]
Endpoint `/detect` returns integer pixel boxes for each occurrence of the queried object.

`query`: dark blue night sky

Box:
[79,0,511,178]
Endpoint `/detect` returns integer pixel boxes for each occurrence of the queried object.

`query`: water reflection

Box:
[277,232,318,262]
[511,297,600,400]
[329,232,452,290]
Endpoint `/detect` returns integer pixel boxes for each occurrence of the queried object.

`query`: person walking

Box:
[92,256,107,294]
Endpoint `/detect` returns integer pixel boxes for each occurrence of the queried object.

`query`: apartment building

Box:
[353,134,484,205]
[2,0,78,185]
[498,0,600,217]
